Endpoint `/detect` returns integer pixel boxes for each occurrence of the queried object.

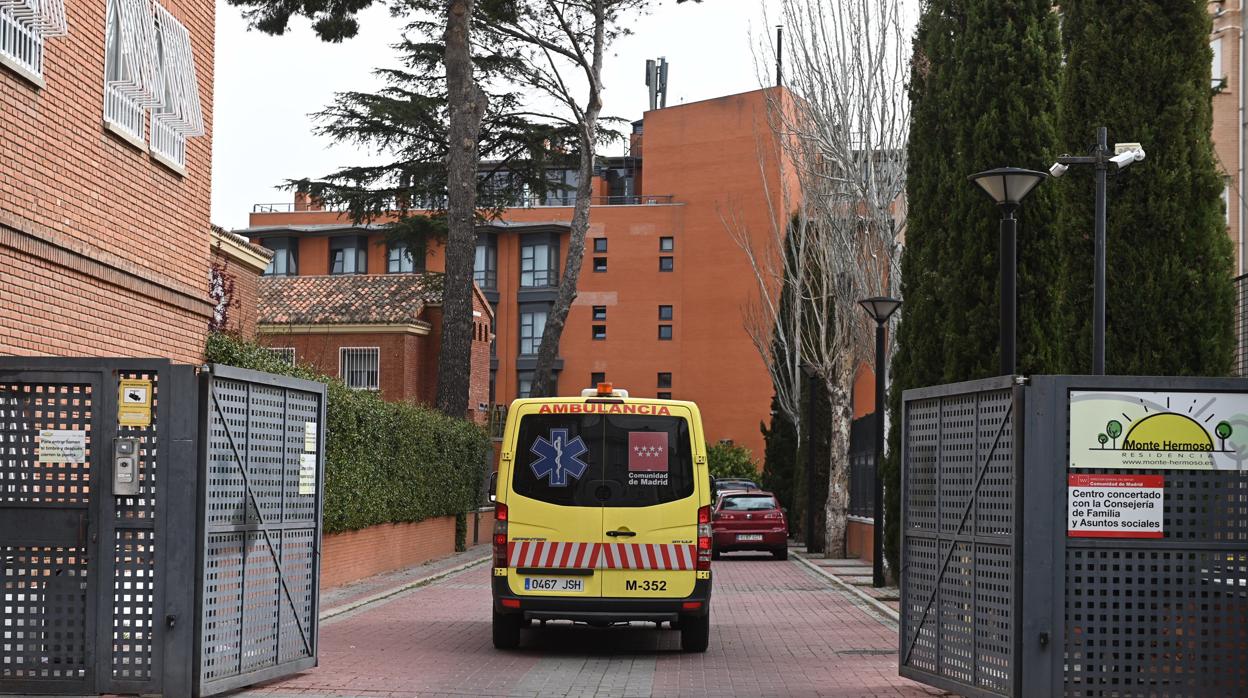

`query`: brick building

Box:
[210,226,272,337]
[2,0,215,361]
[256,271,494,421]
[1210,2,1248,372]
[245,88,803,457]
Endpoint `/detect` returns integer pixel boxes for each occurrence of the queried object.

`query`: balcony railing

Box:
[252,194,675,214]
[0,6,42,79]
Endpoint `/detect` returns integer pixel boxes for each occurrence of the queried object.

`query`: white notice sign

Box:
[299,453,316,495]
[303,422,317,452]
[1068,474,1163,538]
[38,429,86,463]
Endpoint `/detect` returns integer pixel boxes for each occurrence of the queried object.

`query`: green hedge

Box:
[707,442,759,481]
[206,332,490,534]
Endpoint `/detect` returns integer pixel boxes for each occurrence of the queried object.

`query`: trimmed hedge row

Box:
[206,332,490,534]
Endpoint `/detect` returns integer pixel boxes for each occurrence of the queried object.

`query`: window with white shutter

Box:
[150,3,203,170]
[104,0,161,144]
[0,0,67,84]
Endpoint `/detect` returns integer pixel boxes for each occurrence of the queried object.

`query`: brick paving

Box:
[230,551,945,698]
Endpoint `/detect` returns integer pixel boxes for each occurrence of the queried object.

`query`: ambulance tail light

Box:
[493,503,509,568]
[697,505,712,570]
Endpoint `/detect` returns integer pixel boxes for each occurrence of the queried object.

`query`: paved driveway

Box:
[234,553,942,698]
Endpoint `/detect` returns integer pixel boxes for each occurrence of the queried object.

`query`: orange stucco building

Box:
[244,88,820,458]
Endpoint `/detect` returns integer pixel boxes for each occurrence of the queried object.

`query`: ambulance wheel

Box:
[680,612,710,653]
[772,547,788,561]
[493,609,522,650]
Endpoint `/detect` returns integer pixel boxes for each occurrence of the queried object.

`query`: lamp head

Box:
[968,167,1048,207]
[859,296,902,323]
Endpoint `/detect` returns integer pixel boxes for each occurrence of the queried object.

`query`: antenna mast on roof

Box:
[645,57,668,110]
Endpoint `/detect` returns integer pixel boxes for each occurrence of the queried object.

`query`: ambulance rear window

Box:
[512,411,695,508]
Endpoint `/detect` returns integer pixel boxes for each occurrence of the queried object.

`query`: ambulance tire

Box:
[680,612,710,653]
[493,609,523,650]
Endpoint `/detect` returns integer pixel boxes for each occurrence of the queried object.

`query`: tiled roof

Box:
[259,273,444,326]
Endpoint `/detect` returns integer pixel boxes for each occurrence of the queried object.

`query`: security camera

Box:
[1110,148,1145,169]
[1049,162,1069,178]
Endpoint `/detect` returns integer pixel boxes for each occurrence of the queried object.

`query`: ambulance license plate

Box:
[524,577,584,592]
[737,534,763,541]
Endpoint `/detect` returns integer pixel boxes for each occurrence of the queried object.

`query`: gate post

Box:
[1019,376,1059,697]
[159,364,200,697]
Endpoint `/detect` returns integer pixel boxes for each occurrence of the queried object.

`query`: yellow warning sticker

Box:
[118,379,152,427]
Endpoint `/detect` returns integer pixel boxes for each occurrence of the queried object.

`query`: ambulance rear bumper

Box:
[492,576,711,621]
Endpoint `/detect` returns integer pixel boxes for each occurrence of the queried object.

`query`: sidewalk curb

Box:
[319,554,491,622]
[792,553,900,625]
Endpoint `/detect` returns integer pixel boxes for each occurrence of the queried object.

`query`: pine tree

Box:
[884,0,1063,573]
[1056,1,1234,376]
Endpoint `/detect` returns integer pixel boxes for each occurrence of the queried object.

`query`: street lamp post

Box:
[968,167,1049,375]
[858,297,901,588]
[1051,128,1146,375]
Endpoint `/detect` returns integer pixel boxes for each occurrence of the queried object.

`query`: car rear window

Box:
[719,495,777,511]
[512,411,695,508]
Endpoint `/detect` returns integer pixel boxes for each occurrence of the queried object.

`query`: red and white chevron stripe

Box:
[507,541,696,571]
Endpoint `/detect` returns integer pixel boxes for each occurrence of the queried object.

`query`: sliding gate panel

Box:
[900,377,1022,698]
[196,364,325,697]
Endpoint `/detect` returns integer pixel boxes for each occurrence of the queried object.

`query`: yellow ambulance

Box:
[490,384,713,652]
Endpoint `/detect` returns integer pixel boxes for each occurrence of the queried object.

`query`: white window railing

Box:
[150,117,185,168]
[339,347,380,390]
[105,81,145,142]
[0,0,65,83]
[268,347,296,365]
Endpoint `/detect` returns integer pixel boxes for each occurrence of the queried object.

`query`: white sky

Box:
[210,0,783,231]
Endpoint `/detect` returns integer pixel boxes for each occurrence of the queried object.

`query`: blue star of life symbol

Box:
[530,428,590,487]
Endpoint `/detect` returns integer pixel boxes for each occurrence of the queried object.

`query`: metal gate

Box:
[901,375,1248,698]
[0,359,324,697]
[195,364,324,696]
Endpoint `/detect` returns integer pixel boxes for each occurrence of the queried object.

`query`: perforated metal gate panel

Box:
[196,365,324,697]
[0,378,97,694]
[1064,464,1248,695]
[901,378,1019,698]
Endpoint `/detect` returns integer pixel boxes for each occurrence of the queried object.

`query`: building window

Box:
[269,347,296,364]
[517,371,534,398]
[1213,38,1225,89]
[521,241,556,287]
[150,4,205,171]
[593,257,608,272]
[658,324,673,340]
[388,240,424,273]
[592,306,607,321]
[660,236,674,252]
[657,392,672,400]
[104,0,150,143]
[659,256,674,272]
[594,238,608,253]
[330,236,367,274]
[474,235,498,288]
[592,324,607,340]
[658,305,673,320]
[1,0,64,84]
[590,372,606,387]
[657,372,672,388]
[520,309,547,355]
[339,347,380,390]
[262,238,298,276]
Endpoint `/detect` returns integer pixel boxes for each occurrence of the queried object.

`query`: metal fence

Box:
[0,359,324,697]
[848,413,876,518]
[901,375,1248,698]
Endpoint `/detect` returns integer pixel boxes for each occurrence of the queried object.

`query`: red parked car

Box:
[711,491,788,560]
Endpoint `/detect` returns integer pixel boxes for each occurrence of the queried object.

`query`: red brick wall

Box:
[261,332,415,401]
[319,516,458,588]
[210,246,262,338]
[1,0,215,363]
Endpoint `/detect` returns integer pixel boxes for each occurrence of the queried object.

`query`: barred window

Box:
[268,347,295,364]
[0,0,66,84]
[104,0,161,144]
[150,3,205,171]
[339,347,379,390]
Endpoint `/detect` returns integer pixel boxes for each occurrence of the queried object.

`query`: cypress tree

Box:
[1056,1,1234,376]
[885,0,1063,573]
